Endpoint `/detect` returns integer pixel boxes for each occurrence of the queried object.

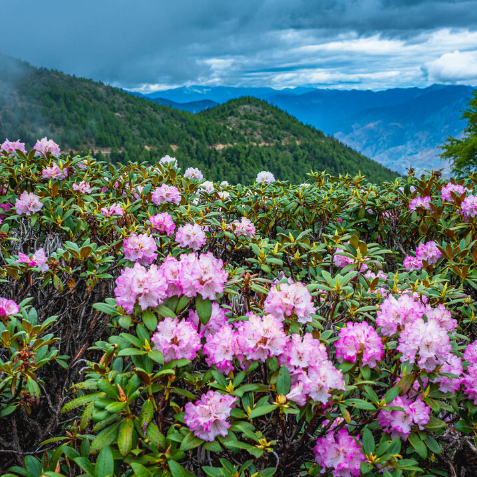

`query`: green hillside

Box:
[0,56,397,183]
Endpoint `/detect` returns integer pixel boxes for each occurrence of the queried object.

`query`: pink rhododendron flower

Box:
[151,184,181,205]
[159,155,178,167]
[461,195,477,218]
[304,361,346,404]
[0,298,19,317]
[256,171,275,184]
[123,233,157,265]
[397,318,452,372]
[114,262,167,313]
[0,202,12,219]
[178,252,228,300]
[416,241,441,264]
[42,162,67,180]
[409,196,431,211]
[229,217,256,237]
[264,282,316,324]
[1,139,26,155]
[432,354,462,393]
[17,248,49,272]
[333,248,354,268]
[151,317,202,362]
[462,364,477,404]
[314,428,365,477]
[403,256,423,271]
[200,181,215,194]
[159,255,183,297]
[188,303,228,336]
[184,167,204,181]
[424,304,456,332]
[72,181,92,194]
[279,333,328,372]
[376,294,426,336]
[101,204,124,217]
[15,191,43,216]
[34,137,61,157]
[150,212,175,236]
[464,340,477,364]
[441,182,466,202]
[379,395,430,440]
[203,324,239,374]
[335,321,384,368]
[237,314,287,362]
[184,390,237,441]
[176,223,206,251]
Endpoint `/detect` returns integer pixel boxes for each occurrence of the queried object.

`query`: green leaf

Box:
[343,399,376,410]
[131,463,153,477]
[454,420,473,433]
[384,387,400,404]
[61,392,103,414]
[95,446,114,477]
[424,416,447,430]
[276,366,291,396]
[362,428,375,455]
[249,404,277,419]
[93,303,118,315]
[156,304,177,318]
[142,311,157,331]
[73,457,95,477]
[408,433,427,460]
[118,418,134,457]
[196,296,212,325]
[117,348,147,356]
[148,349,164,365]
[180,431,205,451]
[90,422,121,454]
[169,460,195,477]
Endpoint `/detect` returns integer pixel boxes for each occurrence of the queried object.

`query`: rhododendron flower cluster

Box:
[15,191,43,216]
[149,212,175,236]
[123,233,158,265]
[101,203,124,217]
[333,248,354,268]
[17,248,49,272]
[404,255,423,271]
[314,428,365,477]
[33,137,61,157]
[200,181,214,194]
[416,241,441,264]
[184,167,204,181]
[228,217,256,237]
[176,223,207,251]
[151,317,202,362]
[461,194,477,218]
[114,262,167,313]
[409,196,431,211]
[441,182,466,201]
[151,184,181,205]
[159,155,177,167]
[236,313,287,362]
[203,324,239,374]
[379,395,430,440]
[184,390,237,441]
[264,281,316,323]
[335,321,384,368]
[256,171,275,184]
[42,162,67,180]
[397,318,452,371]
[72,181,92,194]
[0,298,19,317]
[1,139,26,155]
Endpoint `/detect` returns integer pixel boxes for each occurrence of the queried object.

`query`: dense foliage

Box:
[0,55,396,184]
[441,89,477,177]
[2,138,477,477]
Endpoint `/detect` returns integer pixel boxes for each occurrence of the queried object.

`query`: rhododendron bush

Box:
[2,141,477,477]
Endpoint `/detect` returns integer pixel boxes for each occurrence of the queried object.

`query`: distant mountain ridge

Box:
[0,55,396,184]
[144,84,475,175]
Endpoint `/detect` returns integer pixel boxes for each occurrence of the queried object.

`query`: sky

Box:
[1,0,477,92]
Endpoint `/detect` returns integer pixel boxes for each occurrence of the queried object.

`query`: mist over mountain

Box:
[146,84,475,175]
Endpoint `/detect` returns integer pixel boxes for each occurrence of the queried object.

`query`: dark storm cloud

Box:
[1,0,477,89]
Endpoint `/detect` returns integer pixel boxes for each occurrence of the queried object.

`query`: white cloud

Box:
[424,50,477,83]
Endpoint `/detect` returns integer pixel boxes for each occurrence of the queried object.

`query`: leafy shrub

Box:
[1,139,477,476]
